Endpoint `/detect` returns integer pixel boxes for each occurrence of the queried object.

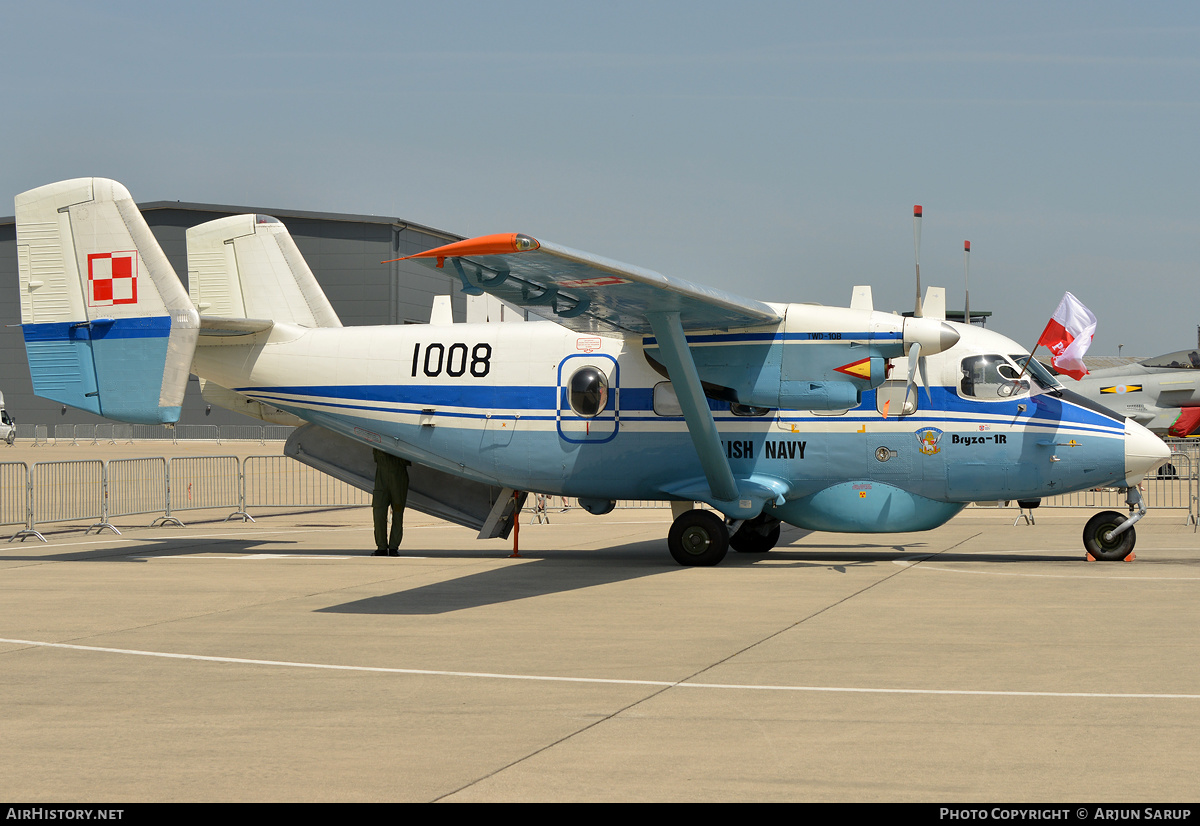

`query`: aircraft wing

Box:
[396,234,782,335]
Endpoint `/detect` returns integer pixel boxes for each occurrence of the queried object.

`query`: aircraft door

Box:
[557,354,619,443]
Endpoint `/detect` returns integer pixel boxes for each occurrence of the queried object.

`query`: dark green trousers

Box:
[372,451,410,550]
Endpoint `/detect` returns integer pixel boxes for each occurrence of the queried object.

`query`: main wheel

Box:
[730,515,781,553]
[668,509,729,566]
[1083,510,1136,561]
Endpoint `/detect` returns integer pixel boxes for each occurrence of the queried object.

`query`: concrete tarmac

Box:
[1,450,1199,801]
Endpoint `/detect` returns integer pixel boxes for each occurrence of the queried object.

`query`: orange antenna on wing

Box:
[382,233,540,267]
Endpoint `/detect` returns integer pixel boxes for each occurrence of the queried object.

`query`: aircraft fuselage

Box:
[193,316,1140,534]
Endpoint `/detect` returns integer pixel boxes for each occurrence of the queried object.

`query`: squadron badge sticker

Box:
[915,427,944,455]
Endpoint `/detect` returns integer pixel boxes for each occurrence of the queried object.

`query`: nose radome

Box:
[1125,418,1170,483]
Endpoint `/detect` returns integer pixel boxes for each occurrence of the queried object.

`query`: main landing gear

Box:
[1081,487,1146,561]
[667,509,782,566]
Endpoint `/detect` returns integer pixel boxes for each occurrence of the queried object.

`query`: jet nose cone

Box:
[1125,418,1170,483]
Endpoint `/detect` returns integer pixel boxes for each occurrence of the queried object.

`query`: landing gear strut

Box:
[668,509,729,566]
[1082,487,1145,561]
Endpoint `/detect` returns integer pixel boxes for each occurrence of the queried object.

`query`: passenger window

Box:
[653,382,682,417]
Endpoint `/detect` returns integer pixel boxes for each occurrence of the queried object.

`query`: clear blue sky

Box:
[3,1,1197,357]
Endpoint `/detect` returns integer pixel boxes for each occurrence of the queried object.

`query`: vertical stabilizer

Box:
[187,214,341,327]
[850,285,873,311]
[15,178,199,423]
[922,286,946,320]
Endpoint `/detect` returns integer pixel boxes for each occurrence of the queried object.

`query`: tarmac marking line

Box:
[2,637,1198,700]
[893,558,1200,580]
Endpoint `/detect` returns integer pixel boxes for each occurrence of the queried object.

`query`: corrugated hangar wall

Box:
[0,201,465,426]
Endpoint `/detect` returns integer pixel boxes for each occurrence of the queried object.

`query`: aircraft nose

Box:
[1125,418,1170,483]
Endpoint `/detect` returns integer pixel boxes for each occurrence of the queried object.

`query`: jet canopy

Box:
[1140,350,1200,369]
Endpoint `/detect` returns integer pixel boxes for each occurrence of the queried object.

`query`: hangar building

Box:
[0,199,475,426]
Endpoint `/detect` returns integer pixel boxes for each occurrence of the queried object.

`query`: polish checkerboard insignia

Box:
[87,251,138,306]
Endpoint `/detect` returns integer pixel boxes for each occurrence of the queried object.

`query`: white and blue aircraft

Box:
[14,178,1170,564]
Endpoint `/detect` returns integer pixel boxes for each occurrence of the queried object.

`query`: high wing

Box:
[394,233,782,335]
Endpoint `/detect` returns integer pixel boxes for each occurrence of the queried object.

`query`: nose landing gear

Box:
[1082,487,1145,561]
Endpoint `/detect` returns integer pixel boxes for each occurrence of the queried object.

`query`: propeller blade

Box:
[907,341,934,406]
[913,205,923,318]
[907,341,921,386]
[964,240,971,326]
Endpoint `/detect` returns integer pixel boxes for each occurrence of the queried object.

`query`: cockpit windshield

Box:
[1140,350,1200,369]
[960,354,1031,399]
[1010,354,1061,391]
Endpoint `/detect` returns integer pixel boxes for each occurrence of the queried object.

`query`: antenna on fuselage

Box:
[963,240,971,326]
[913,205,923,317]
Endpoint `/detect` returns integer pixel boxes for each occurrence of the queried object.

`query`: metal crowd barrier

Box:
[14,459,109,541]
[165,456,248,522]
[5,453,372,540]
[9,423,297,446]
[107,458,169,525]
[242,456,369,509]
[0,462,30,529]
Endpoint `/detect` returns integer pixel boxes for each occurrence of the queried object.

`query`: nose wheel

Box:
[668,509,729,566]
[1083,510,1137,561]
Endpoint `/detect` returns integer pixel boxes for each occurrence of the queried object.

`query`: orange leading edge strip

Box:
[382,233,540,267]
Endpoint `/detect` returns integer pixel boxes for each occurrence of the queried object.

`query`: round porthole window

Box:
[568,366,609,418]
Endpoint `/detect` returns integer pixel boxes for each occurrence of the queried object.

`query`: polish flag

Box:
[1036,292,1097,380]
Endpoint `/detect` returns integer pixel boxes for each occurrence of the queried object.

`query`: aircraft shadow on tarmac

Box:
[0,531,1085,615]
[318,540,1083,615]
[0,536,297,563]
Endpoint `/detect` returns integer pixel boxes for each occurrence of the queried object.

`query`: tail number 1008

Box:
[411,343,493,378]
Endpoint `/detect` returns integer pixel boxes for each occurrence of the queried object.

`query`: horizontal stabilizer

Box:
[15,178,199,424]
[198,317,275,337]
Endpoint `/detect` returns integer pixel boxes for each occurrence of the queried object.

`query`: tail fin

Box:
[15,178,199,424]
[186,214,341,327]
[185,213,340,424]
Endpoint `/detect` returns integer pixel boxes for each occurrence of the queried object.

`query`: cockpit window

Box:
[1010,355,1060,391]
[1141,350,1200,369]
[960,354,1030,399]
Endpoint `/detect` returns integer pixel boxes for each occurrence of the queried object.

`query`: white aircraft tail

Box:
[186,214,341,423]
[15,178,199,423]
[186,214,341,327]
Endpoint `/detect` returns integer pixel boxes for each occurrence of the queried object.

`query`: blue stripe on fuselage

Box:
[238,382,1123,436]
